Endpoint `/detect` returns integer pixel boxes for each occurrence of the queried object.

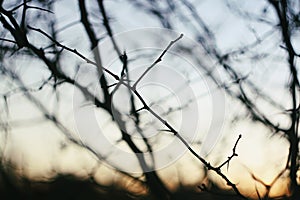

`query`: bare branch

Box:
[27,5,53,14]
[27,25,120,80]
[97,0,121,57]
[132,33,183,90]
[0,38,16,44]
[217,134,242,170]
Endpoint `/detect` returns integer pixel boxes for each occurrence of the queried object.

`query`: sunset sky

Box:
[0,0,295,198]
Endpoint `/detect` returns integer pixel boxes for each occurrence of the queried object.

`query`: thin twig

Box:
[8,0,31,12]
[0,38,16,44]
[27,6,53,14]
[217,134,241,170]
[132,33,183,90]
[27,25,120,80]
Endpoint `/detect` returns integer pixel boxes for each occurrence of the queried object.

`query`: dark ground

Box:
[0,173,291,200]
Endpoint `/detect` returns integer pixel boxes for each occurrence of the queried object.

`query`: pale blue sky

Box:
[0,0,293,195]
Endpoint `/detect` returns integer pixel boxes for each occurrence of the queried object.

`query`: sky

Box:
[0,0,295,197]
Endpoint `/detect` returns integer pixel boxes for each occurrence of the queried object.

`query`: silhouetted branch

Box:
[78,0,98,49]
[268,1,300,197]
[8,0,30,12]
[132,33,183,90]
[22,22,246,197]
[217,134,241,170]
[27,25,120,81]
[78,1,168,198]
[248,166,287,199]
[2,2,283,199]
[0,38,17,44]
[97,0,121,57]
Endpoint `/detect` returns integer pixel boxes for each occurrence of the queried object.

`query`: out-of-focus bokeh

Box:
[0,0,299,199]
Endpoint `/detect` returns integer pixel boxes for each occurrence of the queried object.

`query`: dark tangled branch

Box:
[27,28,246,198]
[27,25,120,81]
[0,2,248,197]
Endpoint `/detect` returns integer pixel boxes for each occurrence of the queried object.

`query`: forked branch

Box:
[20,24,246,199]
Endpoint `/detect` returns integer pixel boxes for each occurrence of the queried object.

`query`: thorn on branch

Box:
[104,83,117,88]
[131,107,145,114]
[207,162,213,170]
